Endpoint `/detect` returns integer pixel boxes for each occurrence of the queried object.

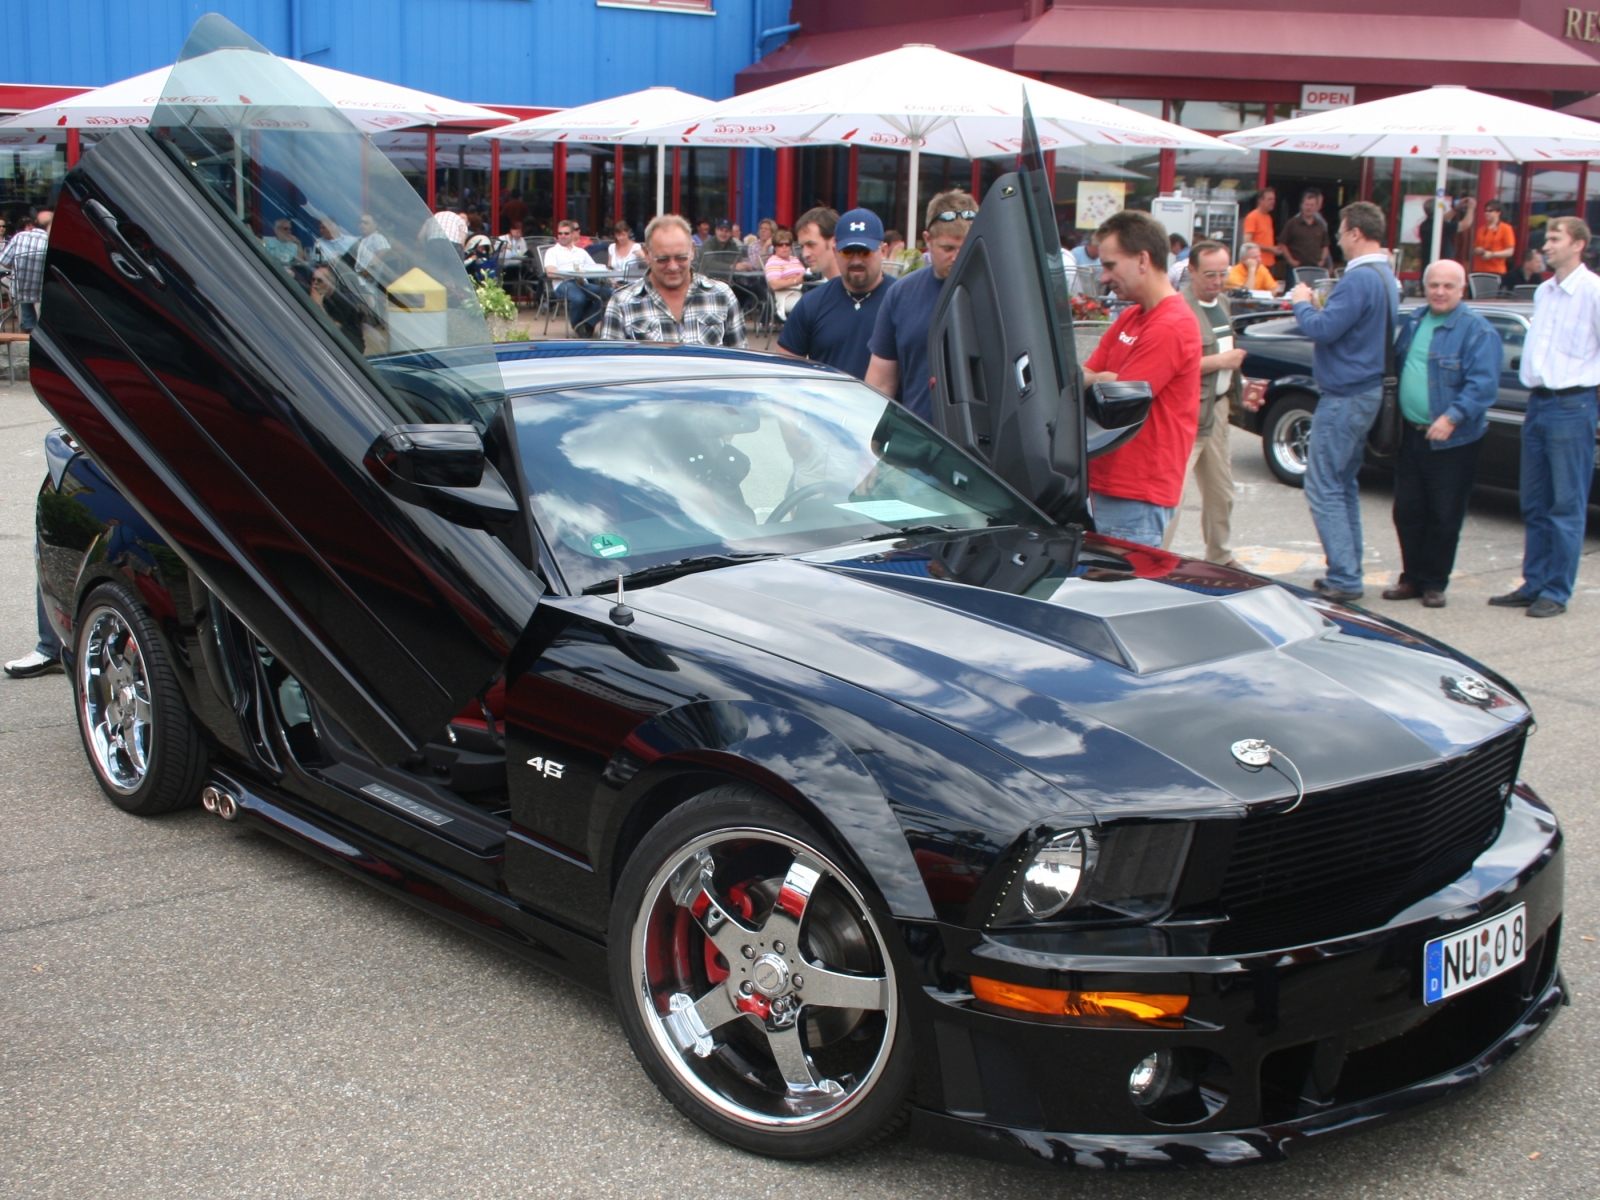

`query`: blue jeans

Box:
[555,280,604,335]
[19,301,37,332]
[1092,492,1176,547]
[1518,388,1598,605]
[35,586,61,658]
[1305,387,1382,593]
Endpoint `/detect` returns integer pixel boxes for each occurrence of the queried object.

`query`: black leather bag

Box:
[1366,268,1402,457]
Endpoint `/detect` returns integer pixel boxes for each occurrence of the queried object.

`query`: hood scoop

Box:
[827,557,1326,675]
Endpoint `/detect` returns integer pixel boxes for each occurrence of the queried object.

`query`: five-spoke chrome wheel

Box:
[78,605,154,794]
[627,823,899,1135]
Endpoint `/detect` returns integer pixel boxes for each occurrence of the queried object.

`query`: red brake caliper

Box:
[696,881,755,984]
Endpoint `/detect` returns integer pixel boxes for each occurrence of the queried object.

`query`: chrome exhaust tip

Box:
[202,785,239,820]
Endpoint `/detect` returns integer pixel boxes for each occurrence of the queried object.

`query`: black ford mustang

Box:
[27,16,1564,1171]
[1231,302,1600,497]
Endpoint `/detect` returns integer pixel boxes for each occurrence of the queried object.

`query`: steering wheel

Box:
[764,479,839,526]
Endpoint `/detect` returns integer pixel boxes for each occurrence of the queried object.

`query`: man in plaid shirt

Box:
[601,214,746,347]
[1,213,50,332]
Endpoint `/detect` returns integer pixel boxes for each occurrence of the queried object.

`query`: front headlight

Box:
[1021,829,1097,918]
[991,822,1192,927]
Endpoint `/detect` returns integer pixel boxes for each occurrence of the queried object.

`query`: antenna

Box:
[609,574,635,626]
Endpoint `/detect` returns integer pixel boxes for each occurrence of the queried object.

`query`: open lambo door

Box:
[926,108,1150,526]
[33,15,542,764]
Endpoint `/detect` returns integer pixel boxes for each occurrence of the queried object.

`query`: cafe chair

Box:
[1469,272,1502,300]
[1292,266,1329,286]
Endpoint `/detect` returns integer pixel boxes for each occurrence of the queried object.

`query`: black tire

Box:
[608,785,913,1159]
[1261,392,1317,487]
[73,581,207,816]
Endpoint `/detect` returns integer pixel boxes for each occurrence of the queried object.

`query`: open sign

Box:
[1301,85,1355,110]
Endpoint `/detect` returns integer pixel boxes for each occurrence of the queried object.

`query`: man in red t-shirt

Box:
[1082,210,1203,546]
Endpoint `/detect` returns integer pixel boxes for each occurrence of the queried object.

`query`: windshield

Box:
[146,14,506,428]
[511,376,1043,592]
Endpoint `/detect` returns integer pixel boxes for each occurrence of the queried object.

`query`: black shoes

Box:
[3,651,62,679]
[1488,591,1567,616]
[1312,578,1364,602]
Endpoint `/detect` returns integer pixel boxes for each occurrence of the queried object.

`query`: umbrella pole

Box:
[1429,135,1449,270]
[656,140,665,219]
[906,140,921,250]
[234,136,245,220]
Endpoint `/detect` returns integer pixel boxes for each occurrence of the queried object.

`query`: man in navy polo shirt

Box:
[866,190,978,421]
[777,207,895,379]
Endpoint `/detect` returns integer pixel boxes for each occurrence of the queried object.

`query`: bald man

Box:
[1381,259,1501,607]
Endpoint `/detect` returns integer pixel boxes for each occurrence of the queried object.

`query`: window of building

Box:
[598,0,714,12]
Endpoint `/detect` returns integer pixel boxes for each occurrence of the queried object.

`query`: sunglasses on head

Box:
[932,209,977,223]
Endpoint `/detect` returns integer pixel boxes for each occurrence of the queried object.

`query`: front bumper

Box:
[902,790,1564,1169]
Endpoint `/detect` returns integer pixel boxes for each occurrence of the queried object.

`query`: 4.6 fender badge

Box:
[527,756,566,779]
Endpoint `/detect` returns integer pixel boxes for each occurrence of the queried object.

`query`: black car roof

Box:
[491,340,851,394]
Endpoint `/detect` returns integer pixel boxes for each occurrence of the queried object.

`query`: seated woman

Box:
[608,221,645,271]
[765,231,806,320]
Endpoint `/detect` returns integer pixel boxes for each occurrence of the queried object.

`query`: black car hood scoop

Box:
[627,529,1528,812]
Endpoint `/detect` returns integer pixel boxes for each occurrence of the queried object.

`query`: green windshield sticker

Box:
[834,500,944,523]
[590,534,630,558]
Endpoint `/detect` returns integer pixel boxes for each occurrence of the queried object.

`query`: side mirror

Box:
[370,424,485,488]
[1085,380,1153,458]
[365,424,519,528]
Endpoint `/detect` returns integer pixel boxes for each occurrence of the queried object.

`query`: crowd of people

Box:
[2,179,1596,681]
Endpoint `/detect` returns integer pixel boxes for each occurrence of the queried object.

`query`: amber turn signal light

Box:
[971,977,1188,1027]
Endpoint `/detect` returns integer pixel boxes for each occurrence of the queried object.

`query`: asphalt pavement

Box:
[1,378,1596,1199]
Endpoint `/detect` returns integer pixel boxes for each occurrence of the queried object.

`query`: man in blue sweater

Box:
[1288,201,1400,601]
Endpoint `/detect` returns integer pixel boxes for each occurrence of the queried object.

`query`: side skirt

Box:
[211,768,611,995]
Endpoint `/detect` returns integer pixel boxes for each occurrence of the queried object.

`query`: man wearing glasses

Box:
[600,214,746,346]
[777,207,895,379]
[546,219,609,337]
[865,191,979,420]
[1163,240,1245,567]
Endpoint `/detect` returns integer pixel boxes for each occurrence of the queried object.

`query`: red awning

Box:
[740,6,1600,98]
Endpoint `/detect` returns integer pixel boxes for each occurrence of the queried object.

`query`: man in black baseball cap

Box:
[777,206,895,379]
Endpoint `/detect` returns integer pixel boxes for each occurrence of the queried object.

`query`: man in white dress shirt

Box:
[1489,216,1600,618]
[544,219,607,337]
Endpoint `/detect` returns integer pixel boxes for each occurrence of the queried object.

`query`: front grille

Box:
[1213,727,1525,953]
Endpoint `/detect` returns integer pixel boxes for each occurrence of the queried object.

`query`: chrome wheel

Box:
[78,605,154,794]
[629,827,897,1131]
[1268,402,1314,483]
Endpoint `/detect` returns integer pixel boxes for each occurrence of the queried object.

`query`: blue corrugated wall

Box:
[0,0,791,107]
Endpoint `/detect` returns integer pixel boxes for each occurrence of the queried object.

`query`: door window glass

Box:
[148,15,506,427]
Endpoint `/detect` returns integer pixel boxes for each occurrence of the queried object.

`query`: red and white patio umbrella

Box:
[1222,86,1600,266]
[0,60,511,135]
[472,87,721,219]
[634,44,1240,239]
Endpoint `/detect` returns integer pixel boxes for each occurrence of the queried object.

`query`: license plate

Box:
[1423,904,1526,1005]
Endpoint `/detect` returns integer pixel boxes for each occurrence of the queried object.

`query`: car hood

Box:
[626,529,1528,817]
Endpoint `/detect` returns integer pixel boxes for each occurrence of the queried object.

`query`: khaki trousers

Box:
[1161,396,1234,564]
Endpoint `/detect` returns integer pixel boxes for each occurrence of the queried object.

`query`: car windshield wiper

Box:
[581,552,784,594]
[853,523,1016,542]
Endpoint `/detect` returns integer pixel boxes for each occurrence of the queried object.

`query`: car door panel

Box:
[39,128,542,764]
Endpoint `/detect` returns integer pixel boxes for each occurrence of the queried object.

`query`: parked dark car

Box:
[1231,302,1600,498]
[25,16,1564,1173]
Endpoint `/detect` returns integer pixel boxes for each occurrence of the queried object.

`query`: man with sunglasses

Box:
[600,214,746,347]
[865,191,978,420]
[776,207,895,379]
